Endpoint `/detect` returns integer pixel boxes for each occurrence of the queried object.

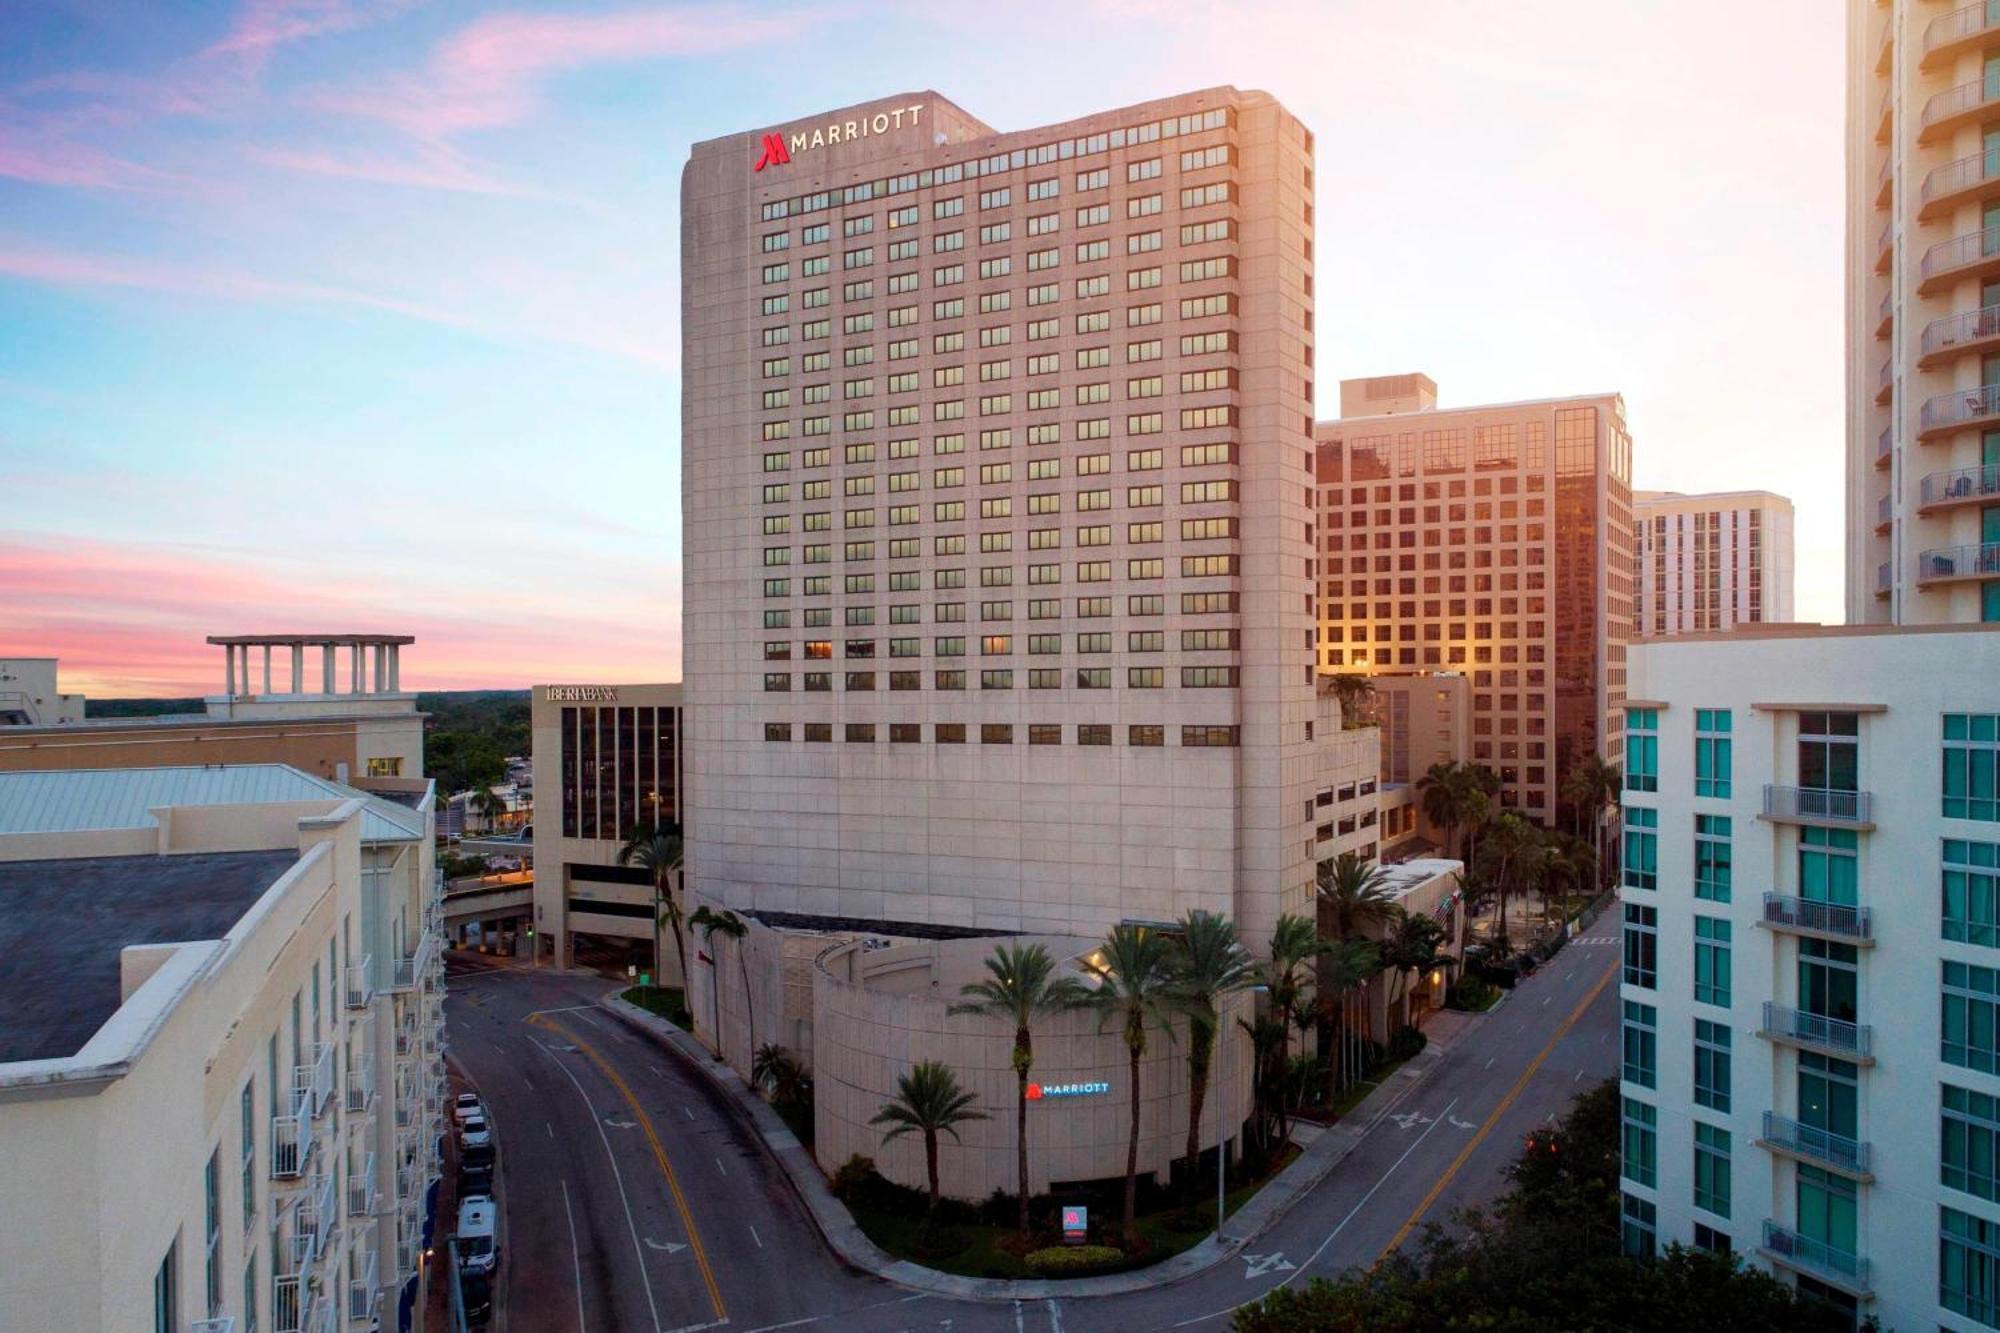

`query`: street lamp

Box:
[1220,983,1271,1236]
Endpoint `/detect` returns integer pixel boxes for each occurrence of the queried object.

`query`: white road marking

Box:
[1014,1301,1025,1332]
[715,1156,728,1176]
[1574,1069,1584,1082]
[645,1238,688,1254]
[561,1178,588,1333]
[1542,996,1552,1007]
[1046,1299,1063,1333]
[1171,1095,1462,1327]
[525,1004,600,1018]
[685,1106,696,1122]
[749,1224,763,1249]
[1563,972,1574,982]
[546,1123,554,1138]
[1483,1056,1496,1071]
[1446,1115,1477,1130]
[652,1065,666,1077]
[535,1043,665,1333]
[1241,1251,1295,1278]
[573,1009,607,1031]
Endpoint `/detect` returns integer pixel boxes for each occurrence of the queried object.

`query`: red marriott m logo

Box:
[753,133,790,172]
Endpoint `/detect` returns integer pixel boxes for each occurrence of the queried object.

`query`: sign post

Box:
[1061,1205,1088,1246]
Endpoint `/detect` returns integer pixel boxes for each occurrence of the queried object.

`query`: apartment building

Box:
[1635,490,1796,637]
[1619,623,2000,1328]
[0,765,446,1332]
[1851,0,2000,623]
[1314,374,1636,825]
[681,88,1328,948]
[529,682,684,975]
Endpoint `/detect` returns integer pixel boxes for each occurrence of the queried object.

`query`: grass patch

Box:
[622,985,692,1032]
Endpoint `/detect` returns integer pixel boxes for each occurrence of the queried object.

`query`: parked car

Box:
[459,1269,492,1326]
[456,1195,499,1276]
[453,1091,483,1125]
[459,1114,492,1150]
[459,1159,494,1198]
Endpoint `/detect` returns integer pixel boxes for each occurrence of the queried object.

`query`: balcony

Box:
[344,1052,375,1116]
[1759,1001,1875,1064]
[271,1085,316,1181]
[190,1321,236,1333]
[297,1041,335,1119]
[1877,19,1895,75]
[1920,382,2000,439]
[1920,303,2000,368]
[1875,425,1893,470]
[1876,220,1895,274]
[1923,78,2000,145]
[1876,89,1893,146]
[1759,1112,1874,1180]
[1761,1221,1872,1297]
[344,955,373,1010]
[1924,0,2000,72]
[1918,541,2000,585]
[348,1235,381,1326]
[388,930,438,993]
[1921,224,2000,294]
[1761,893,1875,945]
[1921,463,2000,512]
[395,1201,423,1282]
[1875,291,1893,341]
[348,1151,379,1218]
[1874,493,1893,535]
[273,1276,336,1333]
[1762,784,1875,830]
[1920,148,2000,222]
[1875,358,1893,405]
[1875,149,1895,210]
[1876,561,1893,599]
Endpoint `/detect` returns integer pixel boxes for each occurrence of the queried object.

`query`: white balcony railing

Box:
[271,1082,315,1181]
[294,1041,336,1120]
[344,1052,375,1116]
[347,1222,381,1325]
[190,1319,237,1333]
[1761,1001,1874,1059]
[388,931,438,993]
[344,956,373,1010]
[1763,784,1873,826]
[1761,1220,1870,1289]
[1762,1111,1872,1175]
[1762,893,1874,943]
[348,1150,378,1219]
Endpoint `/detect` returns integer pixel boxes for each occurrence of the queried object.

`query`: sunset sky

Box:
[1,1,1844,697]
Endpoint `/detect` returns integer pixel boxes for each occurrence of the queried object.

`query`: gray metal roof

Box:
[0,764,425,844]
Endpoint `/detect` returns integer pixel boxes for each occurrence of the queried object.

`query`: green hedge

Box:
[1024,1245,1126,1275]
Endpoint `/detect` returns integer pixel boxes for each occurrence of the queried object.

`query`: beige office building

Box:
[528,683,684,976]
[1851,1,2000,624]
[1314,374,1636,825]
[1635,490,1796,636]
[0,766,445,1332]
[681,87,1327,949]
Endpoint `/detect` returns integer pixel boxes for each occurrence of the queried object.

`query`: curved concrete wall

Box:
[811,934,1253,1200]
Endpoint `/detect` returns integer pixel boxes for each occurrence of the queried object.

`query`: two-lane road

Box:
[443,932,1618,1333]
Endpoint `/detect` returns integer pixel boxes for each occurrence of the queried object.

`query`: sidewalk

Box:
[601,990,1479,1303]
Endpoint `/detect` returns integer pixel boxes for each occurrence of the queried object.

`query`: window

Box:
[1624,904,1656,988]
[1078,724,1112,746]
[1693,1122,1731,1219]
[1942,1204,2000,1327]
[1692,1223,1731,1255]
[1694,815,1731,902]
[1799,710,1860,794]
[1625,707,1658,791]
[1946,713,2000,822]
[1695,709,1732,798]
[1947,839,2000,947]
[1694,1019,1731,1112]
[203,1151,221,1315]
[239,1081,256,1228]
[1800,825,1859,909]
[1946,960,2000,1073]
[1129,725,1164,747]
[1621,1097,1657,1186]
[1693,917,1731,1007]
[1945,1083,2000,1202]
[1621,1193,1656,1259]
[153,1238,178,1333]
[1623,806,1657,891]
[1622,1000,1656,1088]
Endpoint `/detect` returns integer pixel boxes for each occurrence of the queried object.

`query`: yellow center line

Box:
[1375,957,1618,1262]
[528,1012,729,1323]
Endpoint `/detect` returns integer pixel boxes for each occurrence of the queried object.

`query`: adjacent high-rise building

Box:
[681,88,1333,946]
[1850,0,2000,623]
[1634,489,1796,637]
[1313,374,1636,824]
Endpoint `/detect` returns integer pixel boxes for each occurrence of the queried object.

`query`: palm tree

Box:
[1169,911,1260,1196]
[690,905,750,1061]
[1460,765,1502,869]
[753,1043,810,1109]
[471,785,505,832]
[948,942,1091,1233]
[1416,761,1466,859]
[870,1061,987,1218]
[1327,672,1375,727]
[1083,924,1180,1247]
[1265,914,1324,1063]
[1561,755,1621,888]
[617,822,685,988]
[1378,908,1447,1028]
[1474,812,1537,953]
[1314,936,1380,1100]
[1315,852,1399,940]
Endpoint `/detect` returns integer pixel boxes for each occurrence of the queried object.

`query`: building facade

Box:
[1635,489,1796,636]
[0,766,445,1332]
[1619,623,2000,1328]
[1314,374,1636,825]
[681,87,1326,948]
[1850,1,2000,624]
[0,657,83,726]
[529,683,684,975]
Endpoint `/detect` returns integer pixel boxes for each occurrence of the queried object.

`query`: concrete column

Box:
[350,645,362,694]
[291,645,304,694]
[261,645,271,695]
[224,645,237,696]
[372,644,386,694]
[322,644,336,694]
[388,645,401,692]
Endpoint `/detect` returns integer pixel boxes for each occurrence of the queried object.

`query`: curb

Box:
[599,990,1474,1303]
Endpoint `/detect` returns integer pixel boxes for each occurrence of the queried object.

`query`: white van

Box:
[457,1196,499,1275]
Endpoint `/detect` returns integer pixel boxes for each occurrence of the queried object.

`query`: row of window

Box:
[1624,706,1732,797]
[762,721,1241,746]
[759,591,1239,628]
[761,556,1242,591]
[762,332,1238,379]
[774,630,1242,656]
[765,667,1242,691]
[762,244,1241,289]
[758,392,1242,435]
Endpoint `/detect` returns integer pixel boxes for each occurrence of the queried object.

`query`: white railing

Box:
[348,1151,378,1218]
[293,1169,340,1282]
[347,1223,381,1324]
[395,1202,423,1281]
[345,1052,375,1116]
[1762,893,1873,942]
[295,1041,336,1119]
[344,956,373,1010]
[1763,784,1873,826]
[389,931,438,993]
[1762,1001,1873,1058]
[271,1083,314,1181]
[190,1319,236,1333]
[1762,1111,1871,1174]
[1762,1220,1869,1287]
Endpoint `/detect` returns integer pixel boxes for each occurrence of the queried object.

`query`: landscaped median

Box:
[598,988,1463,1300]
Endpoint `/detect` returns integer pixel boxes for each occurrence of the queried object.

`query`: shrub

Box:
[1024,1245,1126,1276]
[1385,1025,1428,1062]
[1448,976,1495,1011]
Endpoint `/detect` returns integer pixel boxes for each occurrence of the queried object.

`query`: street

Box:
[442,931,1618,1333]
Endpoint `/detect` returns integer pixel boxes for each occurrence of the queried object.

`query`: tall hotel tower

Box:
[681,90,1333,946]
[1852,0,2000,624]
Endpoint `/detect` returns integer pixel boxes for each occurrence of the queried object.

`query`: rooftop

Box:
[0,850,298,1062]
[1375,858,1463,902]
[0,764,427,844]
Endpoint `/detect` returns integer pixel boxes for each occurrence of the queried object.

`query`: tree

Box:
[471,785,505,830]
[1083,924,1180,1246]
[1472,812,1537,954]
[1265,914,1324,1064]
[1377,909,1448,1028]
[1460,764,1502,869]
[948,942,1091,1234]
[617,823,685,986]
[1416,761,1467,859]
[1327,672,1375,727]
[1561,754,1622,888]
[1315,852,1399,940]
[690,905,750,1061]
[1312,937,1380,1100]
[869,1061,986,1218]
[753,1043,810,1109]
[1169,911,1261,1197]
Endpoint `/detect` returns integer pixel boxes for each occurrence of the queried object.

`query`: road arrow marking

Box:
[645,1238,687,1254]
[1447,1115,1477,1130]
[603,1114,638,1129]
[1243,1252,1296,1278]
[1390,1110,1434,1131]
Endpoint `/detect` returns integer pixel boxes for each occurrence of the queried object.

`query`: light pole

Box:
[1220,983,1271,1236]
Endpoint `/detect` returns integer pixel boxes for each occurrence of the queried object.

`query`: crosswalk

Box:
[1570,934,1618,946]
